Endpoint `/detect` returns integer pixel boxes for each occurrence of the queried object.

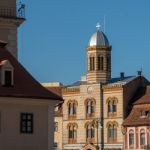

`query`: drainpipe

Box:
[100,83,104,150]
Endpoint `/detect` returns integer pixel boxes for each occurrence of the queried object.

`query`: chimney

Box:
[137,70,142,76]
[120,72,124,80]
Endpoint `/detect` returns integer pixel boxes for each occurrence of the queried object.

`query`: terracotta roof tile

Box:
[0,47,63,101]
[123,105,150,126]
[134,86,150,104]
[123,86,150,126]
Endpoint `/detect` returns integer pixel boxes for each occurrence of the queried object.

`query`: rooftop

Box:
[0,43,62,101]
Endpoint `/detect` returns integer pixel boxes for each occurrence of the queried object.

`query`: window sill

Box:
[68,139,77,144]
[86,113,95,119]
[68,115,76,120]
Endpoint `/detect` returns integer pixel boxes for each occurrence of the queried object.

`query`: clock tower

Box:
[0,0,25,58]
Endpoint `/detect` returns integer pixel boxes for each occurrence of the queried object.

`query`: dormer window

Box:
[140,110,149,118]
[0,60,14,86]
[4,70,12,86]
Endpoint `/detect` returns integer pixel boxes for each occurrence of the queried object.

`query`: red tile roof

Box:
[134,86,150,105]
[46,87,62,97]
[123,86,150,126]
[0,46,63,101]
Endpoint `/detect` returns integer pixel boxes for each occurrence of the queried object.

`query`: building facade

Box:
[0,41,62,150]
[43,26,149,150]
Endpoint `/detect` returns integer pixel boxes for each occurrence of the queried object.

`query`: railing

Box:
[0,5,25,19]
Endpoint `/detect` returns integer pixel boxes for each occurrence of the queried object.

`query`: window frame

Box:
[89,57,95,71]
[20,113,33,134]
[68,124,77,144]
[54,122,58,132]
[140,130,146,146]
[107,124,117,143]
[85,99,95,118]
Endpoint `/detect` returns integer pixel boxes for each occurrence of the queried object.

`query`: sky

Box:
[18,0,150,85]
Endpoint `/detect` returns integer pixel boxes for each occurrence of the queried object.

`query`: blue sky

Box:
[18,0,150,85]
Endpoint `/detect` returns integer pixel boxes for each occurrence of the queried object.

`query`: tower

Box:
[0,0,25,58]
[86,24,111,83]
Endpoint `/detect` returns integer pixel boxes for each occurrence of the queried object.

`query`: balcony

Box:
[0,5,25,20]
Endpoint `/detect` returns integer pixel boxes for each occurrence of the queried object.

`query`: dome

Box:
[88,30,109,47]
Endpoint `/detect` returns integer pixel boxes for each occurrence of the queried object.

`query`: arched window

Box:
[87,101,94,114]
[107,97,118,117]
[68,100,77,119]
[108,101,113,112]
[85,98,95,118]
[112,100,117,112]
[89,57,95,71]
[68,123,78,144]
[85,123,95,143]
[129,130,134,146]
[140,129,145,145]
[107,123,117,143]
[98,56,104,71]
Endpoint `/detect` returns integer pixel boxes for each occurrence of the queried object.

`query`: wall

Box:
[0,97,55,150]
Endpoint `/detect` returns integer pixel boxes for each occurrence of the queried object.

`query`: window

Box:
[87,101,94,114]
[107,98,118,117]
[86,124,94,139]
[107,123,117,143]
[68,123,77,144]
[68,101,77,119]
[55,122,58,132]
[4,71,12,86]
[97,56,104,71]
[107,56,110,71]
[129,131,134,146]
[85,123,95,143]
[20,113,33,134]
[140,130,145,145]
[140,111,149,118]
[108,101,113,112]
[53,142,58,150]
[89,57,95,71]
[85,99,95,118]
[1,60,14,86]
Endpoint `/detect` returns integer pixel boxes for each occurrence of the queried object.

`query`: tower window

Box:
[107,56,110,71]
[89,57,95,71]
[98,56,104,71]
[4,70,12,86]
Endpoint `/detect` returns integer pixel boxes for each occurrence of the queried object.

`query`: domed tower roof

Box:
[88,24,109,47]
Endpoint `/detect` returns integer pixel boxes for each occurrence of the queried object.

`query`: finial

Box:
[96,23,101,31]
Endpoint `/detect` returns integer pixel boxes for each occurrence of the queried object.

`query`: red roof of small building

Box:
[0,44,63,101]
[123,86,150,126]
[134,85,150,105]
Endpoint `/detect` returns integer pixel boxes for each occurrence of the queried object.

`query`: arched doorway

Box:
[82,144,96,150]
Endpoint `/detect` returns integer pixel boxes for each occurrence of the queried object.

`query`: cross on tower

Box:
[96,23,101,31]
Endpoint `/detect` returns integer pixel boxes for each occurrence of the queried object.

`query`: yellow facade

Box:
[51,28,148,150]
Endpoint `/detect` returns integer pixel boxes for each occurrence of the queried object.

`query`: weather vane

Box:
[96,23,101,31]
